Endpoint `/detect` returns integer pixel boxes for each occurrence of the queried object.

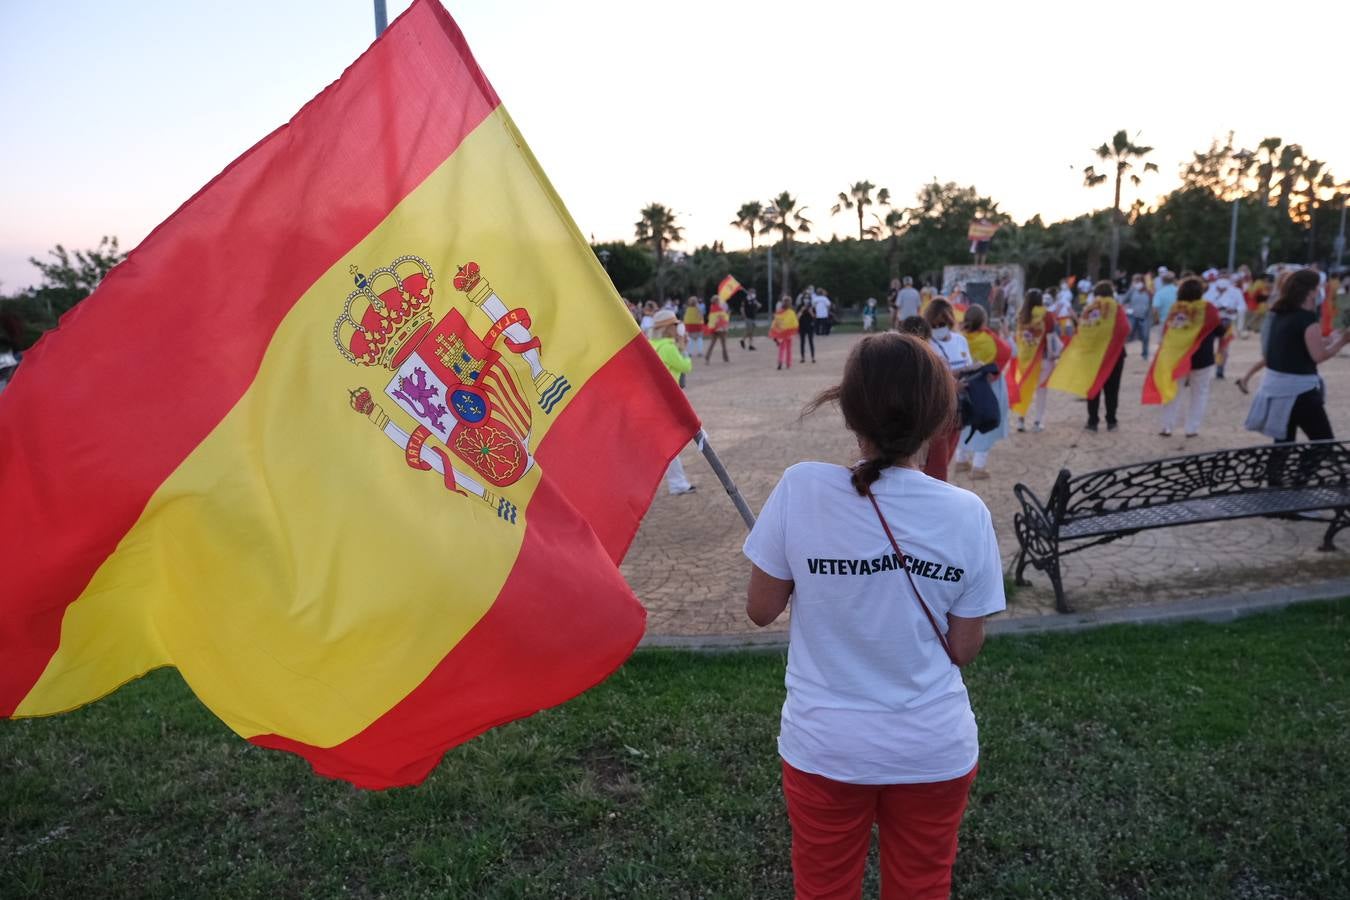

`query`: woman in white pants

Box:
[1160,301,1224,438]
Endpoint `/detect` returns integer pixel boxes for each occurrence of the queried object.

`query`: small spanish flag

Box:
[1047,296,1128,399]
[0,0,699,788]
[717,274,744,303]
[1143,300,1220,405]
[1007,308,1055,414]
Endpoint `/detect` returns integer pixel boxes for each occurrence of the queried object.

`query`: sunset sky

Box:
[2,0,1347,290]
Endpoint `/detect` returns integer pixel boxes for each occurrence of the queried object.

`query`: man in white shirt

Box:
[1204,276,1245,377]
[896,277,922,322]
[812,289,833,336]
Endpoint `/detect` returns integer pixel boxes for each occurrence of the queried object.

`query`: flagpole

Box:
[695,429,756,529]
[374,0,388,36]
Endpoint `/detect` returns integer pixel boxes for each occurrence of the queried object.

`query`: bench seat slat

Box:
[1061,486,1350,538]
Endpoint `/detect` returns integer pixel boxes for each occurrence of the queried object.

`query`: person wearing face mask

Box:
[922,299,974,480]
[1123,274,1153,359]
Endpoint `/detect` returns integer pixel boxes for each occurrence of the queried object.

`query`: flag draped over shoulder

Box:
[1007,308,1055,414]
[967,328,1011,372]
[1143,300,1220,404]
[1046,296,1128,399]
[0,0,700,789]
[717,275,743,303]
[769,308,799,340]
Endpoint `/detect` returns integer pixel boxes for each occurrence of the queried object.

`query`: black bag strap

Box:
[864,486,957,666]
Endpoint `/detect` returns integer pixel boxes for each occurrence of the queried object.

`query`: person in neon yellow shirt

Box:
[649,309,696,494]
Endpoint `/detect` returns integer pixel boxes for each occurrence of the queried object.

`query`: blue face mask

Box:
[932,326,951,340]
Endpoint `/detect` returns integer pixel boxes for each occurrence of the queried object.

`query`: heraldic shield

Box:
[334,255,571,524]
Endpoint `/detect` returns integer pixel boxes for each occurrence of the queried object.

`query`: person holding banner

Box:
[1142,276,1221,433]
[1008,290,1058,433]
[743,332,1003,900]
[769,297,801,370]
[1047,280,1129,433]
[954,306,1012,480]
[704,295,732,364]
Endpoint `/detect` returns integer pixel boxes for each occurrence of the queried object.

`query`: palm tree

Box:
[634,203,683,300]
[830,181,887,241]
[731,201,763,253]
[1239,136,1284,206]
[1274,145,1306,219]
[1082,129,1159,273]
[881,208,906,278]
[758,192,812,297]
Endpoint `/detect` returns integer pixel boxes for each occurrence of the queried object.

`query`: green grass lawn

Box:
[4,600,1349,899]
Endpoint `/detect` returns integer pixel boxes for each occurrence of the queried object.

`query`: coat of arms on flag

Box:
[337,256,572,523]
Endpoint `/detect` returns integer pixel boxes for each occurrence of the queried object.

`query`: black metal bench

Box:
[1012,440,1350,613]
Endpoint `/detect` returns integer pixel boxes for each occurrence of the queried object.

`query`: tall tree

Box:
[731,201,762,253]
[758,192,812,297]
[1082,129,1159,273]
[830,181,887,241]
[634,203,683,300]
[1274,144,1306,219]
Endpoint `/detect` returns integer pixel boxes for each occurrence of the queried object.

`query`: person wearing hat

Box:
[649,308,697,495]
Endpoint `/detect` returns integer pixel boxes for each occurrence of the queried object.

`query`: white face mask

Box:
[932,326,951,340]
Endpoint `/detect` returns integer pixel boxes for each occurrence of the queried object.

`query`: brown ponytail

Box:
[804,333,957,495]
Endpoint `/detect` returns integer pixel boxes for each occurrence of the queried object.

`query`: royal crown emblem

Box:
[335,255,571,525]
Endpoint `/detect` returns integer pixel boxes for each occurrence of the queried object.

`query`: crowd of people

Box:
[628,283,845,373]
[635,264,1348,499]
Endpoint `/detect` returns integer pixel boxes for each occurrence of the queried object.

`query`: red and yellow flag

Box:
[1046,296,1128,399]
[769,308,799,340]
[706,300,732,332]
[1143,300,1220,405]
[967,328,1012,372]
[717,274,743,303]
[0,0,699,789]
[1007,308,1055,414]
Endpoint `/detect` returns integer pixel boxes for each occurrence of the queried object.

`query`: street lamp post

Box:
[374,0,388,37]
[1227,199,1239,272]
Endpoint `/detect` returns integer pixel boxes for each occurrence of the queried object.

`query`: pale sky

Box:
[2,0,1347,291]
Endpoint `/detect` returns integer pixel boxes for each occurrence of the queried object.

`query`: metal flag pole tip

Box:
[695,429,756,529]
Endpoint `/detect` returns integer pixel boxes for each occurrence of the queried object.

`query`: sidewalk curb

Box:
[637,578,1350,652]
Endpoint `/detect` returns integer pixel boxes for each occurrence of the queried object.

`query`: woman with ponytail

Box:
[743,333,1005,900]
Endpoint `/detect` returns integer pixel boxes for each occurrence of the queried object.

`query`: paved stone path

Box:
[623,327,1350,639]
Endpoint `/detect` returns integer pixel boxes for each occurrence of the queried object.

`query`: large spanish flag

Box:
[1007,308,1055,414]
[1046,296,1128,399]
[0,0,699,789]
[1143,300,1220,405]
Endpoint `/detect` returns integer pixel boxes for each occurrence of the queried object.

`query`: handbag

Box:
[864,486,957,666]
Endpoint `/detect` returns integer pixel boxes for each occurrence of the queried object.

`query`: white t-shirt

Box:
[813,293,832,319]
[897,287,922,318]
[743,462,1006,784]
[930,332,973,370]
[1205,285,1244,320]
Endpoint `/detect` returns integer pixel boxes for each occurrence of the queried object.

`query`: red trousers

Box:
[781,760,976,900]
[922,426,962,482]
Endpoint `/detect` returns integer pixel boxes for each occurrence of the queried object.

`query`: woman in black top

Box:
[1245,269,1349,442]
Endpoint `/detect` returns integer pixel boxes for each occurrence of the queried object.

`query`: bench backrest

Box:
[1050,440,1350,523]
